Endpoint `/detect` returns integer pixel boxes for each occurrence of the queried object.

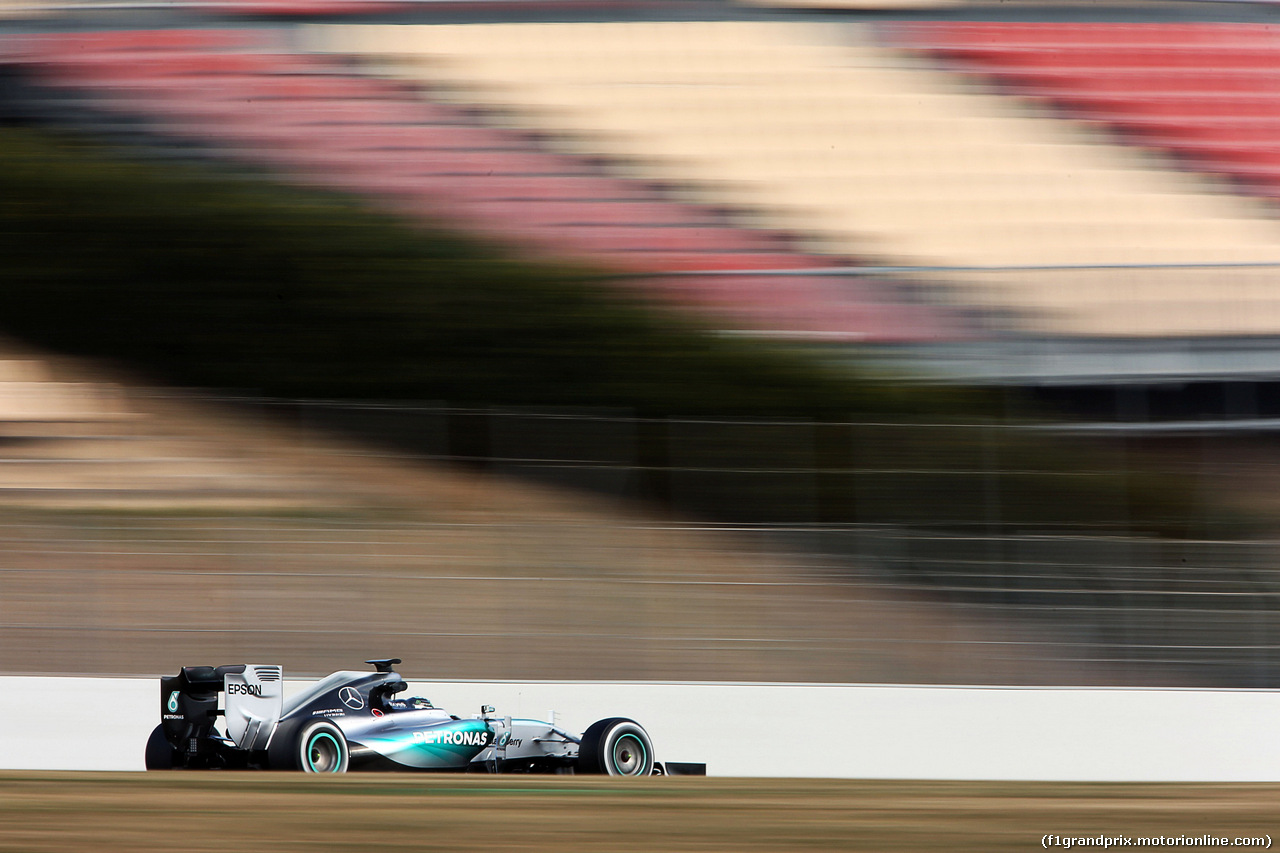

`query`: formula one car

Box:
[145,659,703,776]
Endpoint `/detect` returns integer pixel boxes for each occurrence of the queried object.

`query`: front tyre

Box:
[296,720,349,773]
[144,724,177,770]
[577,718,654,777]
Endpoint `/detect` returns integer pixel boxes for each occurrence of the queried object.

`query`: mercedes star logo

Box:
[339,686,365,710]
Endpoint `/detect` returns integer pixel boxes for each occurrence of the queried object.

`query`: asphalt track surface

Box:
[0,772,1277,852]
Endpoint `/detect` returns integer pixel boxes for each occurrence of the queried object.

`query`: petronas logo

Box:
[167,691,180,713]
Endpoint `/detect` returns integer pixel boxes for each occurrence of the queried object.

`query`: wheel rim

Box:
[611,733,647,776]
[306,732,342,772]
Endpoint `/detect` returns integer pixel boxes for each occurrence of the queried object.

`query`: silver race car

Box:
[145,658,704,776]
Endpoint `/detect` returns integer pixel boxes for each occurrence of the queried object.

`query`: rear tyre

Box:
[145,724,177,770]
[296,720,349,773]
[577,718,654,777]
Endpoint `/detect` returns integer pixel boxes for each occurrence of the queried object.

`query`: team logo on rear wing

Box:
[224,665,283,751]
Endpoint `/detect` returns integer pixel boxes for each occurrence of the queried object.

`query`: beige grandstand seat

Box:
[0,0,54,17]
[303,21,1280,337]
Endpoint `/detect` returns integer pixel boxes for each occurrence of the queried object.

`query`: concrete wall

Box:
[5,676,1279,780]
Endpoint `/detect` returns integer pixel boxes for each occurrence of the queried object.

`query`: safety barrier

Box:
[6,675,1280,779]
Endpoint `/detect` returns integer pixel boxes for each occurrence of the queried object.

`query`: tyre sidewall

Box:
[579,717,654,776]
[295,720,349,773]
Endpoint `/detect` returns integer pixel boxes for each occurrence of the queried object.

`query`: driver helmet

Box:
[372,678,408,710]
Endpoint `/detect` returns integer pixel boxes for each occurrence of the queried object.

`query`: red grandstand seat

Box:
[905,21,1280,202]
[509,225,726,254]
[6,28,966,344]
[639,274,958,342]
[50,52,284,79]
[424,174,656,203]
[914,21,1280,51]
[19,29,272,58]
[1114,96,1280,122]
[1059,70,1280,98]
[607,251,822,273]
[217,75,418,103]
[460,199,723,229]
[197,0,409,15]
[315,124,530,153]
[260,146,595,177]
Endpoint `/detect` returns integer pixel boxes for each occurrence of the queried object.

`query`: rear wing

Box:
[160,664,283,754]
[224,665,283,750]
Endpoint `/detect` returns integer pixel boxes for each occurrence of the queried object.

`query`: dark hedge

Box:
[0,127,949,418]
[0,127,1210,537]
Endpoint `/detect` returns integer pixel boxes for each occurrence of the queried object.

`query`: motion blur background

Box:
[3,0,1280,690]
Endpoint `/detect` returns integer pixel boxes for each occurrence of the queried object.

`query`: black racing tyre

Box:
[293,720,349,773]
[577,718,655,777]
[145,724,177,770]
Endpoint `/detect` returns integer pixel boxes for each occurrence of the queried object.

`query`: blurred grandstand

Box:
[9,13,1280,400]
[7,0,1280,686]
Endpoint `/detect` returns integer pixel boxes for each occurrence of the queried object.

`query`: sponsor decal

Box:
[339,687,365,711]
[163,714,184,721]
[167,691,180,713]
[227,683,263,697]
[311,708,346,718]
[371,709,384,718]
[411,728,492,747]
